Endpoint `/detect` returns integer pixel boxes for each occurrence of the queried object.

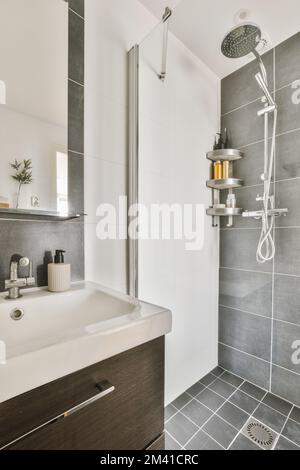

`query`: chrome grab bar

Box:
[1,381,115,450]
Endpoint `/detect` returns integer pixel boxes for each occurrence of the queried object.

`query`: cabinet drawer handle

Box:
[2,381,115,450]
[63,381,115,417]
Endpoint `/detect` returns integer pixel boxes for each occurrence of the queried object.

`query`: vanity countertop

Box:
[0,282,172,403]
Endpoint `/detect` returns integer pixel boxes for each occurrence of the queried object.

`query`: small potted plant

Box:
[10,159,33,209]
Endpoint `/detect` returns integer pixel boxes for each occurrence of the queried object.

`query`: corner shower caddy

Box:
[206,149,244,228]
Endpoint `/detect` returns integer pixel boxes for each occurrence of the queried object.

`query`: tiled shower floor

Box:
[165,367,300,450]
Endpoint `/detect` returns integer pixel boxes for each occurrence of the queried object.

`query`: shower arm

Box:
[159,7,172,82]
[252,48,268,84]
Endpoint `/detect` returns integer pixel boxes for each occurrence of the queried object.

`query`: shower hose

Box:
[256,108,278,264]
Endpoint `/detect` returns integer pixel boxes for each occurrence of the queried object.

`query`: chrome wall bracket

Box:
[158,7,172,82]
[242,208,289,219]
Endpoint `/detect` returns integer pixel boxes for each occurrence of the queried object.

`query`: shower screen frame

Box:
[128,44,139,298]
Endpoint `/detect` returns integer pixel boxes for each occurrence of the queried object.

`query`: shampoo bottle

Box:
[48,250,71,293]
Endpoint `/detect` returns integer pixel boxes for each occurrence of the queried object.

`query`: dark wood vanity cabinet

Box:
[0,338,165,450]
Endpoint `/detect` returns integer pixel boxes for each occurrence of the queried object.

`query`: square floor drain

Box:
[241,418,278,450]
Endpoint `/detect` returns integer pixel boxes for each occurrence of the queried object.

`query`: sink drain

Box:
[10,308,24,321]
[241,418,278,450]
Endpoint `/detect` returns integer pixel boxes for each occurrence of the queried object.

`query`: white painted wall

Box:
[85,0,220,405]
[139,25,220,404]
[85,0,157,293]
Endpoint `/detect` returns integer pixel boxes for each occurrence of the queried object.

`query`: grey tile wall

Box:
[219,32,300,406]
[0,2,85,291]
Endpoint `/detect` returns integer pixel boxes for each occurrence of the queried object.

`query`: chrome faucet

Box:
[5,254,36,300]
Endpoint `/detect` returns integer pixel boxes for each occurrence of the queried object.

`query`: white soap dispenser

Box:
[48,250,71,293]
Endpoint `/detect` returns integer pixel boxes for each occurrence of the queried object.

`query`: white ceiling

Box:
[139,0,300,78]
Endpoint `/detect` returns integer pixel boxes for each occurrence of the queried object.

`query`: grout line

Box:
[229,391,269,450]
[214,365,300,412]
[276,407,300,448]
[222,97,263,117]
[220,266,272,275]
[69,8,84,21]
[196,429,226,450]
[221,265,300,279]
[221,80,298,118]
[222,225,300,230]
[224,127,300,153]
[220,342,300,378]
[218,342,270,364]
[68,77,84,88]
[183,380,246,449]
[164,430,184,450]
[220,305,272,322]
[276,126,300,138]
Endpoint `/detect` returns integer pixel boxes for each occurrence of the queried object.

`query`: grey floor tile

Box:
[230,434,261,450]
[240,381,266,401]
[253,403,287,434]
[219,268,272,318]
[290,406,300,424]
[165,404,177,422]
[274,274,300,326]
[211,366,225,378]
[181,400,213,427]
[203,415,238,449]
[275,436,299,451]
[185,430,223,451]
[262,393,293,417]
[217,402,249,430]
[229,390,260,415]
[219,344,270,390]
[165,432,182,450]
[186,382,206,397]
[220,371,243,388]
[196,388,226,412]
[165,412,198,447]
[282,419,300,447]
[208,379,236,399]
[171,392,192,411]
[219,306,272,362]
[199,373,217,387]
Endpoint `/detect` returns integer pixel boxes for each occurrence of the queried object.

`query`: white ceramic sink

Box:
[0,282,172,403]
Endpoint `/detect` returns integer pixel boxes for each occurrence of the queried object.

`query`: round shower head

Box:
[221,23,262,59]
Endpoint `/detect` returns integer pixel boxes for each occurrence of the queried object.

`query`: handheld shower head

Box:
[255,72,276,108]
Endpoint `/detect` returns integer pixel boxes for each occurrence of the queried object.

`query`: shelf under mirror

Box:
[0,208,84,222]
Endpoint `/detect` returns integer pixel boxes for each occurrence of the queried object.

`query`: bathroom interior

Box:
[0,0,299,453]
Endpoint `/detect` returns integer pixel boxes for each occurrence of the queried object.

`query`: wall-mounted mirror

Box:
[0,0,69,217]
